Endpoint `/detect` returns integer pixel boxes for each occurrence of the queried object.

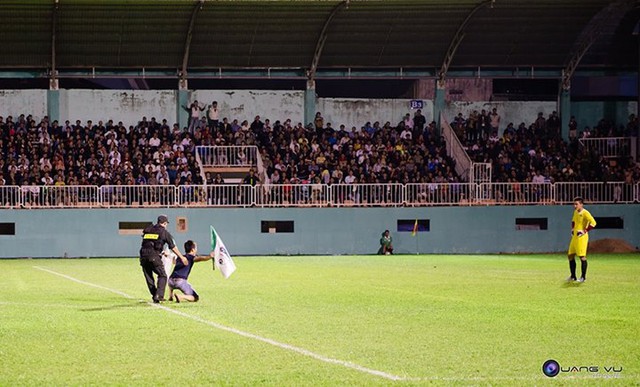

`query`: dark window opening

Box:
[397,219,430,233]
[119,221,152,235]
[515,218,548,231]
[594,217,624,229]
[261,221,294,233]
[0,223,16,235]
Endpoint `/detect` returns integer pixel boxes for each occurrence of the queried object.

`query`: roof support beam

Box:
[438,0,493,84]
[50,0,59,90]
[179,0,205,89]
[561,0,636,90]
[308,1,347,81]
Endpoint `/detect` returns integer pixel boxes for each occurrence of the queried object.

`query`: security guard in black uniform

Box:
[140,215,187,303]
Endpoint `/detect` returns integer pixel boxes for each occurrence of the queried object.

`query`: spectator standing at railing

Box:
[207,101,220,130]
[243,168,259,187]
[534,112,546,133]
[466,110,479,142]
[413,109,426,133]
[212,173,225,185]
[475,109,488,141]
[314,112,324,133]
[184,100,205,133]
[547,111,560,138]
[625,114,638,136]
[489,107,501,135]
[568,116,578,140]
[135,169,147,185]
[41,172,53,185]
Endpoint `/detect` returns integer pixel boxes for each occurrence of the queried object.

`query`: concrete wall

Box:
[1,89,635,136]
[0,205,637,258]
[0,89,47,120]
[59,90,178,125]
[317,98,434,130]
[192,90,305,126]
[571,101,637,132]
[443,101,558,132]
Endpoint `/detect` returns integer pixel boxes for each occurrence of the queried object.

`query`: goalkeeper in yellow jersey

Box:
[567,197,596,282]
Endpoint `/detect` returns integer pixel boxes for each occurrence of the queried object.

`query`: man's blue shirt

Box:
[171,253,196,279]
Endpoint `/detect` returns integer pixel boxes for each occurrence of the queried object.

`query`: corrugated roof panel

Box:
[0,3,52,67]
[57,3,191,68]
[0,0,634,72]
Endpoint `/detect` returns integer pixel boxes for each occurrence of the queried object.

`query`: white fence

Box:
[196,145,259,168]
[0,182,637,209]
[479,183,554,205]
[579,137,633,158]
[554,182,637,204]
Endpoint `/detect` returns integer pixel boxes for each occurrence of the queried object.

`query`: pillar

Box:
[47,89,60,123]
[177,88,189,130]
[559,87,571,141]
[304,79,317,127]
[434,79,446,135]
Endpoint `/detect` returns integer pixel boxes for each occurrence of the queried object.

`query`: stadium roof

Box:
[0,0,638,79]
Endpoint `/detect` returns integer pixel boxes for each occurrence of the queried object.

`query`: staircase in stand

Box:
[195,146,261,184]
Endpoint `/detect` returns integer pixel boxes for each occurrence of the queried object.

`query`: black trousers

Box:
[140,254,167,301]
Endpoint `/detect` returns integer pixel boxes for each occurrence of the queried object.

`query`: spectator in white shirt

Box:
[400,127,413,140]
[148,133,161,149]
[344,170,357,184]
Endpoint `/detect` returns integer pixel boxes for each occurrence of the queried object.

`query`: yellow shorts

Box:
[568,236,589,257]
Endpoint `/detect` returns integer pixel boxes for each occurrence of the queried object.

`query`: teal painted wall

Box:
[570,101,632,132]
[0,206,637,258]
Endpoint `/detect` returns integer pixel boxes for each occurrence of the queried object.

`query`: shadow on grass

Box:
[80,300,149,312]
[561,281,584,288]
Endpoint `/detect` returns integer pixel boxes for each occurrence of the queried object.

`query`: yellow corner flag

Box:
[210,226,236,279]
[411,219,418,236]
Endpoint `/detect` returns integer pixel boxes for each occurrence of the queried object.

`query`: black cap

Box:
[157,215,169,224]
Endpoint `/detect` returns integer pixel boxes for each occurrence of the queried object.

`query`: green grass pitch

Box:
[1,254,638,385]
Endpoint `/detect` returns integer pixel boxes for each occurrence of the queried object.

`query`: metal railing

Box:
[579,137,632,158]
[479,183,554,205]
[99,185,178,208]
[0,186,21,209]
[331,183,404,207]
[196,145,259,168]
[554,181,637,204]
[205,184,255,207]
[0,182,637,209]
[255,183,330,207]
[19,185,100,208]
[405,183,474,206]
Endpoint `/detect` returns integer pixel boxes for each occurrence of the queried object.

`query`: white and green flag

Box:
[210,226,236,279]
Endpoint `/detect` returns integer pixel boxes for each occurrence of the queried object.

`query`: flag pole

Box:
[412,219,419,254]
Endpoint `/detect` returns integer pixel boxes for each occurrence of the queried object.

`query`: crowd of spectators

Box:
[202,109,461,188]
[0,114,201,188]
[1,103,639,192]
[450,109,639,185]
[0,107,460,191]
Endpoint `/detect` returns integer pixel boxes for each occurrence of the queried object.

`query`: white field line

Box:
[32,266,409,381]
[33,266,623,383]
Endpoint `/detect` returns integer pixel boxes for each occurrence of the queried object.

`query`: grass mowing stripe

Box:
[0,301,87,309]
[34,266,136,299]
[32,265,410,382]
[27,256,638,384]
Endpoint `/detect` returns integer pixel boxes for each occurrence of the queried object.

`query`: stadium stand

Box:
[1,108,638,209]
